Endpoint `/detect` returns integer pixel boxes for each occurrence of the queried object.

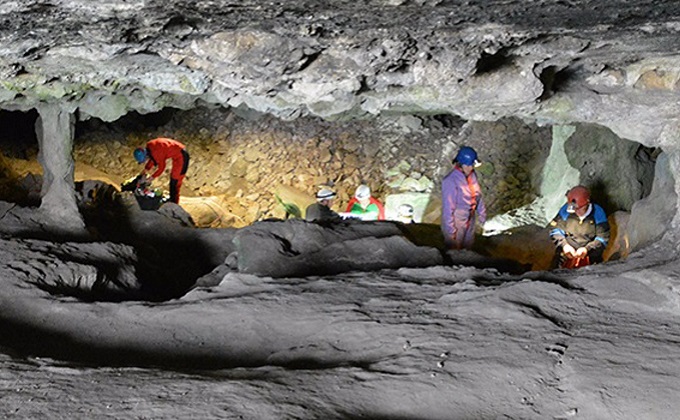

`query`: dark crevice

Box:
[162,15,199,33]
[538,65,576,100]
[75,109,179,139]
[0,109,39,159]
[296,50,323,73]
[80,195,220,302]
[421,113,466,130]
[356,75,371,94]
[538,65,558,101]
[475,48,512,74]
[386,61,410,73]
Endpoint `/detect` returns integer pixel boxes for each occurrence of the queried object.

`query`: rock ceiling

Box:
[2,0,680,147]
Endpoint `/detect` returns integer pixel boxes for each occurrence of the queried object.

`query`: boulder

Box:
[232,219,443,277]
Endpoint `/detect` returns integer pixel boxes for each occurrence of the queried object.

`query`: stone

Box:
[0,0,674,258]
[233,219,442,277]
[35,104,86,233]
[628,152,677,250]
[229,158,249,178]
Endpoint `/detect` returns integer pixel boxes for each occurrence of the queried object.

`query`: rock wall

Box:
[71,107,552,227]
[0,0,677,238]
[565,124,657,214]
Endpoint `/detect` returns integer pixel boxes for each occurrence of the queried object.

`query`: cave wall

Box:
[565,124,657,214]
[629,152,678,250]
[69,107,553,227]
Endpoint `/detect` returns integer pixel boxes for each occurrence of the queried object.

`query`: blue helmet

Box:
[455,146,479,166]
[133,147,147,164]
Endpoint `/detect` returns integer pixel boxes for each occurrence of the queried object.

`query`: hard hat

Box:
[455,146,481,167]
[316,188,336,201]
[133,147,147,164]
[355,185,371,200]
[566,185,590,209]
[398,203,414,217]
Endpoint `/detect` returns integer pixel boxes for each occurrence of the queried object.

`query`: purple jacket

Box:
[441,166,487,238]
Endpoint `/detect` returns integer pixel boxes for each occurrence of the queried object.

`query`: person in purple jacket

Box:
[441,146,487,250]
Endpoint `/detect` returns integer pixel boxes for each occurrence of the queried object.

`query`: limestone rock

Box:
[628,152,677,250]
[232,219,442,277]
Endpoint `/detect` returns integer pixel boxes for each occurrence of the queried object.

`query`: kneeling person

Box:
[549,185,610,269]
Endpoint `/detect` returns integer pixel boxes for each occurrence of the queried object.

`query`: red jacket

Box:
[345,197,385,220]
[144,138,186,179]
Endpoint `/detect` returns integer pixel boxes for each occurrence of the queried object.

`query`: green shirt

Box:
[348,202,380,221]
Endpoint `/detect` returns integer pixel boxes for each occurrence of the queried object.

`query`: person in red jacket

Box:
[344,184,385,221]
[133,138,190,204]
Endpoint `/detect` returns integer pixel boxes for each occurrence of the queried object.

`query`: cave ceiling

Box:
[1,1,680,146]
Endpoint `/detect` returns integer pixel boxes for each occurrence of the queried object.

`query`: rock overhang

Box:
[0,0,678,137]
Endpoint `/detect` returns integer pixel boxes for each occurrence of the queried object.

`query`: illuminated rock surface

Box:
[1,1,680,419]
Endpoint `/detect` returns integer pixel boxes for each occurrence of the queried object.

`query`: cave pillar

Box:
[664,149,680,246]
[651,123,680,249]
[35,103,85,232]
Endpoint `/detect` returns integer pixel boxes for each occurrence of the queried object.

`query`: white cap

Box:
[316,188,336,201]
[355,184,371,200]
[398,204,414,217]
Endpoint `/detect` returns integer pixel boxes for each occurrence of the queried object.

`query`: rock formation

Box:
[1,1,680,418]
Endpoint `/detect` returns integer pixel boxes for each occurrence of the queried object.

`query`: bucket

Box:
[135,193,164,210]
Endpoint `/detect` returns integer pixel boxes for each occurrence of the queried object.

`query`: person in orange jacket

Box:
[133,138,190,204]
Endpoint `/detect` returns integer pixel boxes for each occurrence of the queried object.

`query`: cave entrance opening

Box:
[0,109,41,206]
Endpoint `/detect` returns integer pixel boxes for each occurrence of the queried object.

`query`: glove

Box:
[562,244,576,258]
[575,247,588,258]
[137,174,154,188]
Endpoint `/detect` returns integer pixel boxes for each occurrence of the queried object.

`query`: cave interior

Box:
[0,102,664,300]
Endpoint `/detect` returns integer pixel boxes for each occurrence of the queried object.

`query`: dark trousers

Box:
[170,149,190,204]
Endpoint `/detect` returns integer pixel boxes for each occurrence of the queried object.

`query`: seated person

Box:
[549,185,610,269]
[344,185,385,221]
[305,188,342,222]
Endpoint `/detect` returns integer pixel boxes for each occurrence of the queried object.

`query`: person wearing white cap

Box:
[344,184,385,221]
[397,203,415,224]
[305,187,342,222]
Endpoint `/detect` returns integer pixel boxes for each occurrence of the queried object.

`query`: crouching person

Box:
[305,188,342,222]
[549,185,610,269]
